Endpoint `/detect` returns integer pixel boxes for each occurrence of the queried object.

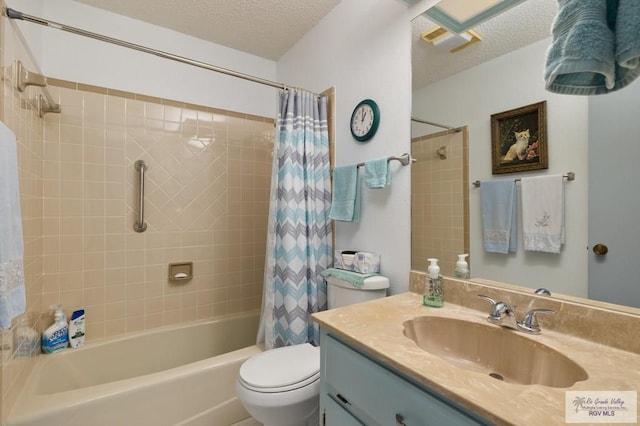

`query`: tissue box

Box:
[334,250,380,273]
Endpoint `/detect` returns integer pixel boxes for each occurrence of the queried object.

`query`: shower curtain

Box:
[258,89,332,349]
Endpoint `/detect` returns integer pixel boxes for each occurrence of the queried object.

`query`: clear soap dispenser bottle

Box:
[15,315,39,358]
[423,258,444,308]
[455,254,469,279]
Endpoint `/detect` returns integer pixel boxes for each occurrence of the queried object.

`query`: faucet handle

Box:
[518,308,555,334]
[477,294,497,306]
[478,295,515,323]
[477,295,498,317]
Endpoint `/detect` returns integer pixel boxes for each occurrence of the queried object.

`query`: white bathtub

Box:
[8,312,263,426]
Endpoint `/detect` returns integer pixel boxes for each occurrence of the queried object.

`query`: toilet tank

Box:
[326,275,390,309]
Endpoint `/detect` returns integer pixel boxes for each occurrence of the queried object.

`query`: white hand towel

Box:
[521,175,565,253]
[0,121,25,329]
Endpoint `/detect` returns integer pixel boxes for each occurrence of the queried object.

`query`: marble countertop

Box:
[312,291,640,425]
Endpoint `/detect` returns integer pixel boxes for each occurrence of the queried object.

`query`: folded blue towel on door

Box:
[481,180,517,254]
[616,0,640,70]
[364,157,390,189]
[329,165,361,222]
[545,0,617,94]
[545,0,640,94]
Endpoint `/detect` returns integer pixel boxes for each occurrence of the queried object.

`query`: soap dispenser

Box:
[423,258,444,308]
[455,254,469,279]
[14,315,39,358]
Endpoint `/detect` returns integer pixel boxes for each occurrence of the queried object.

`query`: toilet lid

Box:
[239,343,320,391]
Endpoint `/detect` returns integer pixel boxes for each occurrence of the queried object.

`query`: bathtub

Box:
[8,312,263,426]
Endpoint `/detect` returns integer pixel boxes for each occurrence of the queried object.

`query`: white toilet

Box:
[235,274,390,426]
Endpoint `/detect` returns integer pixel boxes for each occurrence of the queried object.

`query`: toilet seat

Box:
[238,343,320,393]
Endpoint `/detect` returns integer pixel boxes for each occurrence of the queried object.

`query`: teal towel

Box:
[616,0,640,70]
[481,180,517,254]
[329,165,361,222]
[364,157,391,189]
[545,0,640,95]
[321,268,378,288]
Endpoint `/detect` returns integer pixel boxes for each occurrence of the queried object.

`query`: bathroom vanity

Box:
[312,276,640,425]
[320,329,488,425]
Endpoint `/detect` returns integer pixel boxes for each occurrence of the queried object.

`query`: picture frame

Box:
[491,101,547,174]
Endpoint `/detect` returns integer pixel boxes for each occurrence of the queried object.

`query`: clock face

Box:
[350,99,380,142]
[351,104,374,137]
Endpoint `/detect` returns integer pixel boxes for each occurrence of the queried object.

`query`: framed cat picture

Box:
[491,101,548,174]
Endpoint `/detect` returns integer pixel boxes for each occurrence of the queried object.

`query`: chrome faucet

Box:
[477,295,518,329]
[478,295,555,334]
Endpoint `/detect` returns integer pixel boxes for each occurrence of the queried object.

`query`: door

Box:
[588,79,640,308]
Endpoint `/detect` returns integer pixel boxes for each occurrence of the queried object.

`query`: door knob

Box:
[592,243,608,255]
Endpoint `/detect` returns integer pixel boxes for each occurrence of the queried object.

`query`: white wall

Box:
[413,37,589,297]
[277,0,417,294]
[6,0,277,117]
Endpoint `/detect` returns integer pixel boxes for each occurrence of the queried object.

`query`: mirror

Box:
[410,0,556,276]
[410,0,640,309]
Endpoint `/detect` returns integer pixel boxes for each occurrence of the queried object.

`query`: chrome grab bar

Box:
[134,160,148,233]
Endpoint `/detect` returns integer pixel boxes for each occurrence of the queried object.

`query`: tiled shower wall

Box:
[1,16,46,420]
[41,80,274,340]
[411,129,469,275]
[1,15,273,421]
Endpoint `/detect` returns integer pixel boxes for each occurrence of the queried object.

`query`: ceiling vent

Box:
[421,26,482,53]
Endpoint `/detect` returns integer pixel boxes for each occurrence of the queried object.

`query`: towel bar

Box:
[472,172,575,188]
[355,152,416,168]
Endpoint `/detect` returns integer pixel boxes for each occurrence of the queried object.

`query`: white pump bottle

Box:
[455,254,469,279]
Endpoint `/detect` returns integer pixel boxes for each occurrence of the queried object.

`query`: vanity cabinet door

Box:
[323,395,364,426]
[322,333,489,426]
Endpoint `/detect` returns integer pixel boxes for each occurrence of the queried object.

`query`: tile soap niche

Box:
[169,262,193,282]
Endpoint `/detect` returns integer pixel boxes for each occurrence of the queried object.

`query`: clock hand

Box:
[362,110,366,122]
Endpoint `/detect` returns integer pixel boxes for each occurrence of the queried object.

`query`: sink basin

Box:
[403,316,588,388]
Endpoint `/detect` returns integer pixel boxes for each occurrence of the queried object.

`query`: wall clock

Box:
[350,99,380,142]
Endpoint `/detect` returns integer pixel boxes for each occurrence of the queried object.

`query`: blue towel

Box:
[545,0,640,95]
[364,157,390,189]
[321,268,379,288]
[481,180,517,254]
[616,0,640,70]
[0,121,25,329]
[329,165,361,222]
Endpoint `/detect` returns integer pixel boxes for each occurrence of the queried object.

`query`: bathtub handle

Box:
[134,160,148,233]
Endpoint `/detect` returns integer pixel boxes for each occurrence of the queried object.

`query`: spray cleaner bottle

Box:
[42,305,69,354]
[423,258,444,308]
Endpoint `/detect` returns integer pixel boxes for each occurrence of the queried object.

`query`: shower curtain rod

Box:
[5,7,309,93]
[411,116,461,132]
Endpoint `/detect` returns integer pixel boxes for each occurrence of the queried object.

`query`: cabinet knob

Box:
[395,413,407,425]
[592,243,608,255]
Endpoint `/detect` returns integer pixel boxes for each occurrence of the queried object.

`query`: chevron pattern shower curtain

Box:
[258,89,332,349]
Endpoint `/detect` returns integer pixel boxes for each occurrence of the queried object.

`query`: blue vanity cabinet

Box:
[319,329,491,426]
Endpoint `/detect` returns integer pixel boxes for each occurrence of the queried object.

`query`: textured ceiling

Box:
[72,0,558,90]
[412,0,558,89]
